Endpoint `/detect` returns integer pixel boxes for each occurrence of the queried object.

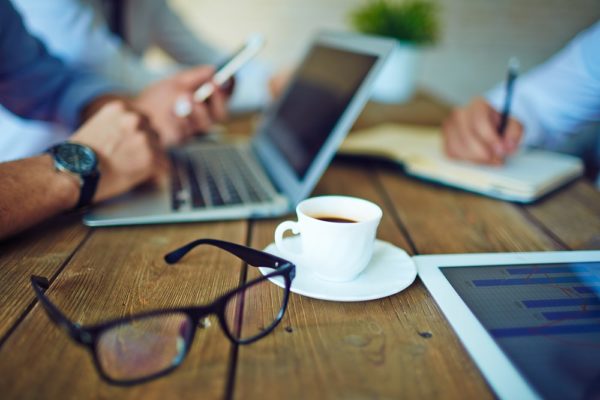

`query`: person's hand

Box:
[269,68,294,99]
[70,101,166,202]
[133,65,230,146]
[442,97,524,165]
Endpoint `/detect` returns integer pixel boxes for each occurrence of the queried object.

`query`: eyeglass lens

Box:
[95,274,287,380]
[95,312,193,381]
[223,277,286,341]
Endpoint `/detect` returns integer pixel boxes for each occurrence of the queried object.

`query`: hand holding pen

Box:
[442,57,524,165]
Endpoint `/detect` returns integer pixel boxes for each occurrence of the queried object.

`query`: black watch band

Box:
[47,142,100,210]
[77,171,100,209]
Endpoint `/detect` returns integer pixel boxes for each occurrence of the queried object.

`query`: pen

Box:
[497,57,519,136]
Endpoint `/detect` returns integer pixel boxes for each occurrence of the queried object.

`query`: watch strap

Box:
[46,143,100,210]
[76,170,100,209]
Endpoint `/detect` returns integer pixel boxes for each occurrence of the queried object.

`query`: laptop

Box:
[84,32,396,226]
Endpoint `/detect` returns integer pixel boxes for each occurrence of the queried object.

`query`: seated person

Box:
[4,0,271,161]
[442,20,600,179]
[0,1,229,240]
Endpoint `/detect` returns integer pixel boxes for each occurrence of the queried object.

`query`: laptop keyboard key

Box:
[176,145,278,210]
[206,173,224,206]
[169,152,185,211]
[184,157,205,208]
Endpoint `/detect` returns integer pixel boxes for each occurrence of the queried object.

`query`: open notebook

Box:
[339,124,583,203]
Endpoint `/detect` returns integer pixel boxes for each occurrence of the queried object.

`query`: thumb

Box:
[175,65,215,89]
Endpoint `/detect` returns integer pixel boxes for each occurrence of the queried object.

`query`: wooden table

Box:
[1,93,599,399]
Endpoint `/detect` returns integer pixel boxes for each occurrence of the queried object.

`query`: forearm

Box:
[0,155,78,240]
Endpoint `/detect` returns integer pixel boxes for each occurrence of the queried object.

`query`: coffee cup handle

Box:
[274,221,303,259]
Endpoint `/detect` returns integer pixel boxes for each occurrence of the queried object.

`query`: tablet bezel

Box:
[415,250,600,400]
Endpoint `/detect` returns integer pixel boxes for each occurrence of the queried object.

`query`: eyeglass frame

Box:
[30,238,296,386]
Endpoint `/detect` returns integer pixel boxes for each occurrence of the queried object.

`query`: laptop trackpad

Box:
[85,182,171,221]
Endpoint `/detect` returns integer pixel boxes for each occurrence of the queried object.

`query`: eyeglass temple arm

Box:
[30,276,85,343]
[164,238,292,269]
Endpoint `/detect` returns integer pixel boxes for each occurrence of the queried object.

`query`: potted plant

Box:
[350,0,438,103]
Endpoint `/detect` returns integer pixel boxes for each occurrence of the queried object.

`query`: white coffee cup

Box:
[274,196,382,282]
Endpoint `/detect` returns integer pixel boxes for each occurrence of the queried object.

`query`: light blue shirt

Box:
[487,20,600,149]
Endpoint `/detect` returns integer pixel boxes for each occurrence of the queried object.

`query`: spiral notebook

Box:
[339,124,583,203]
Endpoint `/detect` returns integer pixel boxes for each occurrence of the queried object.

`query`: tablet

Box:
[416,251,600,400]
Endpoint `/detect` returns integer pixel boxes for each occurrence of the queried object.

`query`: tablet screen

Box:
[441,262,600,400]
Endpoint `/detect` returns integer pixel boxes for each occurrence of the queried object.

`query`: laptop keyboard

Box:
[170,145,276,211]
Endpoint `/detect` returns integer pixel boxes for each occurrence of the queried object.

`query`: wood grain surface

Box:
[376,170,562,254]
[522,180,600,250]
[0,222,247,400]
[0,214,88,342]
[0,99,597,400]
[234,163,493,400]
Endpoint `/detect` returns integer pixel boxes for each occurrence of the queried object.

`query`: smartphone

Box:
[174,34,265,117]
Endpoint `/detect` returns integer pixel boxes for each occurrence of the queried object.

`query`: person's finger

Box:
[471,101,505,160]
[119,112,143,141]
[173,95,193,118]
[162,94,195,145]
[442,112,483,163]
[446,126,477,164]
[172,92,198,143]
[176,65,215,89]
[467,118,502,164]
[188,103,213,134]
[207,85,228,122]
[269,68,294,98]
[455,110,496,164]
[442,116,462,159]
[442,110,472,159]
[138,124,169,174]
[502,117,524,154]
[443,127,462,159]
[137,113,157,139]
[145,125,164,154]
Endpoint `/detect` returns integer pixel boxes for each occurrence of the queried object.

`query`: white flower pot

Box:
[371,42,421,104]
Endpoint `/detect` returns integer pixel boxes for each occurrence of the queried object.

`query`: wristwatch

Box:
[47,142,100,209]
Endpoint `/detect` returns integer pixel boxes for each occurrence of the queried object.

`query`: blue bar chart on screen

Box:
[441,262,600,400]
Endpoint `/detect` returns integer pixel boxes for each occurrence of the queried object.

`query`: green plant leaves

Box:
[349,0,439,45]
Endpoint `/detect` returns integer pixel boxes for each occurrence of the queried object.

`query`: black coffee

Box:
[312,215,357,223]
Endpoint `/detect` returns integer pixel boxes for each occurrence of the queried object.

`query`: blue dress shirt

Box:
[0,0,117,135]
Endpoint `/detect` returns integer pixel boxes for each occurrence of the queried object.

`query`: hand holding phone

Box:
[173,34,265,118]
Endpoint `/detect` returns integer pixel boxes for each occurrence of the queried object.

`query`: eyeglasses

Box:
[31,238,295,386]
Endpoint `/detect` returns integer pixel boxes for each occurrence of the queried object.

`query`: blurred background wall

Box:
[158,0,600,105]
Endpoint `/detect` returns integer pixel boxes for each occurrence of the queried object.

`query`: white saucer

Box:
[259,237,417,302]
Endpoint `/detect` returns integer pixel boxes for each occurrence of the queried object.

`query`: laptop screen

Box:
[263,45,377,179]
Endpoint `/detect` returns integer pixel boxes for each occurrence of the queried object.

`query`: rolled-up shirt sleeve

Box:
[0,0,120,129]
[486,21,600,148]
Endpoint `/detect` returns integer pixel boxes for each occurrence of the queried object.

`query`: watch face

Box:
[54,143,97,174]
